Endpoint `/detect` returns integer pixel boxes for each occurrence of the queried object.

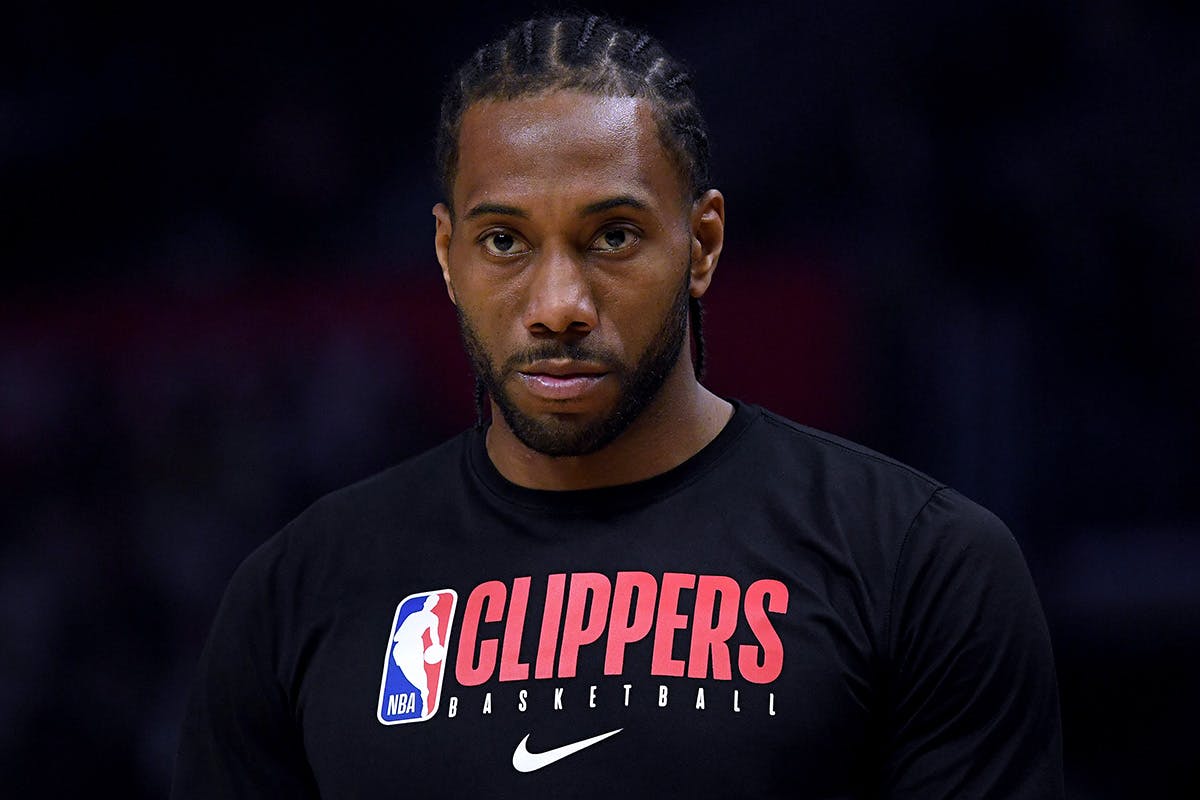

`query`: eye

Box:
[590,226,639,253]
[481,230,530,257]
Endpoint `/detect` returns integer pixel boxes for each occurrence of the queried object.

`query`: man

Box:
[173,13,1064,798]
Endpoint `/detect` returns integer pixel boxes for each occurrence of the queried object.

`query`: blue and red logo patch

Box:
[377,589,457,725]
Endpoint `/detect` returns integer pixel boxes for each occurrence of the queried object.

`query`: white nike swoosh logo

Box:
[511,728,623,773]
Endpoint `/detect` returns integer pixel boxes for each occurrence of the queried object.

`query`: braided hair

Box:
[435,14,712,427]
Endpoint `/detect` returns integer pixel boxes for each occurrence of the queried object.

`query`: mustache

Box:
[501,340,621,374]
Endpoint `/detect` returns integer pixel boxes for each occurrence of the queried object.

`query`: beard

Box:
[456,271,691,458]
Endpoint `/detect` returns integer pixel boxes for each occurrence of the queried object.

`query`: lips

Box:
[516,359,610,402]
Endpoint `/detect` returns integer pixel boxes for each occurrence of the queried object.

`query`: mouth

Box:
[516,359,611,402]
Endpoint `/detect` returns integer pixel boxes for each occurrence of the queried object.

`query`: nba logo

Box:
[377,589,457,725]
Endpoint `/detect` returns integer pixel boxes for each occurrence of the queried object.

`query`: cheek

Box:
[597,272,684,345]
[453,278,524,348]
[448,251,511,314]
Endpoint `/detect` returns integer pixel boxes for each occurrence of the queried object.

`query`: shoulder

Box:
[753,405,943,492]
[296,430,470,531]
[736,404,947,530]
[734,404,1028,576]
[896,485,1031,597]
[232,430,473,598]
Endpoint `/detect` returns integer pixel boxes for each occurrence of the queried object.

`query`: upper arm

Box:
[171,545,320,800]
[881,489,1064,799]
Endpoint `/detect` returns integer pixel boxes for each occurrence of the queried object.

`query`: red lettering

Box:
[454,580,506,686]
[534,573,567,679]
[650,572,696,677]
[604,571,658,674]
[498,576,531,681]
[557,573,612,677]
[687,575,740,679]
[738,578,789,684]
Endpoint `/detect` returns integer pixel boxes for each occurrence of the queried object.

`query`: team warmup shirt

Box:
[172,401,1064,798]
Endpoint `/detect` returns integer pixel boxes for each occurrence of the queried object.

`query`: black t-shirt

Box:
[172,401,1064,798]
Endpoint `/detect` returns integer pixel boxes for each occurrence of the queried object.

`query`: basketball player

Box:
[173,13,1064,798]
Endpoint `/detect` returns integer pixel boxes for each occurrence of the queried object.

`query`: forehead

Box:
[453,91,685,215]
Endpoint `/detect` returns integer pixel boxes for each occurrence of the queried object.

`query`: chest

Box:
[291,518,887,797]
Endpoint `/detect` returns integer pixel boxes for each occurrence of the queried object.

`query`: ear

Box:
[688,189,725,299]
[433,202,456,304]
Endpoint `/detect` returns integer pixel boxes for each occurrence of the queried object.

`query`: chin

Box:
[502,402,628,458]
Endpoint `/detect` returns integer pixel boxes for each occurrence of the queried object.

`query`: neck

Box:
[484,356,733,491]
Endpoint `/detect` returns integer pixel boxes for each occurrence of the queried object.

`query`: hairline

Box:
[442,87,702,220]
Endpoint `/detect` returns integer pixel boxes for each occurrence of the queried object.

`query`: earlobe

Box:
[689,189,725,299]
[432,202,456,304]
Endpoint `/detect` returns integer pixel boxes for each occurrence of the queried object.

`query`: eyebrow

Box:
[462,195,650,221]
[580,195,650,216]
[463,202,530,220]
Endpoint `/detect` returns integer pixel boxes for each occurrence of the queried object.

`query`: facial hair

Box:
[456,270,692,458]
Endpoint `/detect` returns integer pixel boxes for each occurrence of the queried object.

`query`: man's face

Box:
[435,91,702,457]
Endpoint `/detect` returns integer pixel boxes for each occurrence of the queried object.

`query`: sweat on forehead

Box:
[434,14,710,205]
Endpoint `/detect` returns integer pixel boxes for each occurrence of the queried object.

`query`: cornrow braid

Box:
[576,14,599,53]
[473,374,487,430]
[664,71,688,91]
[522,19,534,59]
[689,296,706,380]
[629,33,651,58]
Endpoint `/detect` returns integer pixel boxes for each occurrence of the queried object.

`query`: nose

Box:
[522,244,597,338]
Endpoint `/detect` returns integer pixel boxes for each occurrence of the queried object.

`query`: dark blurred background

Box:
[3,1,1198,796]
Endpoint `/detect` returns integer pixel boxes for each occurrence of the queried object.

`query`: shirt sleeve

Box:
[881,487,1065,799]
[171,538,321,800]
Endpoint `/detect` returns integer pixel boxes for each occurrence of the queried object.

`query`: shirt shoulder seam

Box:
[884,485,949,659]
[760,413,944,488]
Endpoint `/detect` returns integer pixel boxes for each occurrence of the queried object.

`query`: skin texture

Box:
[433,90,729,490]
